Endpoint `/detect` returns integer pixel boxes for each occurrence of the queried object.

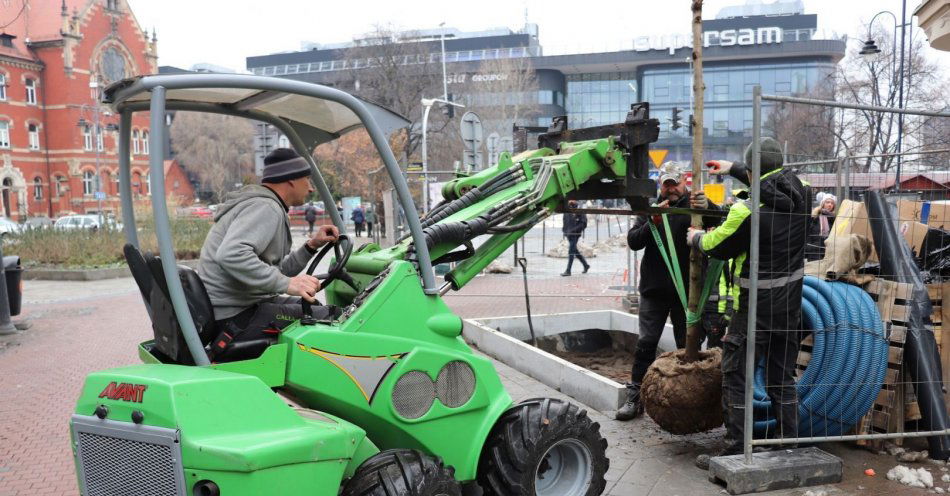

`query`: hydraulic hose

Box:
[752,276,887,439]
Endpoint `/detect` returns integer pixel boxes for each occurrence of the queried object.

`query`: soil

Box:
[548,347,632,384]
[641,349,724,435]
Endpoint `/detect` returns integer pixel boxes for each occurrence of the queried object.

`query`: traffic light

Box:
[671,107,683,131]
[441,93,455,119]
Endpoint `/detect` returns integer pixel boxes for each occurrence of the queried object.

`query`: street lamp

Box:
[420,97,464,213]
[439,22,449,100]
[75,75,116,227]
[862,5,909,191]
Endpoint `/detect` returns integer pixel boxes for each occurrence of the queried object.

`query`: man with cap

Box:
[616,162,721,420]
[198,148,339,348]
[689,137,809,463]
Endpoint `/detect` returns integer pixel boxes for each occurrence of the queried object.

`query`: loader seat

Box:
[124,244,277,364]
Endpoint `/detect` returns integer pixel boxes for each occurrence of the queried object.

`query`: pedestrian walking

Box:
[351,205,365,237]
[304,201,318,234]
[364,206,377,239]
[561,200,590,276]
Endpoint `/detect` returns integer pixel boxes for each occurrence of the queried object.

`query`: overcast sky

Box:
[127,0,950,72]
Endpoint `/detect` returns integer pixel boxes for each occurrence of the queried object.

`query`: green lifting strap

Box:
[647,215,724,325]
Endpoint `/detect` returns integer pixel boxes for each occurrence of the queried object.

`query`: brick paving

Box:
[0,256,936,495]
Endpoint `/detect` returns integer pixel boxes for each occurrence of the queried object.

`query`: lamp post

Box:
[861,4,909,192]
[439,22,449,100]
[420,97,464,214]
[76,76,116,227]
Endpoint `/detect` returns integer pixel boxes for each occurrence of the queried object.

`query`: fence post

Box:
[743,85,763,464]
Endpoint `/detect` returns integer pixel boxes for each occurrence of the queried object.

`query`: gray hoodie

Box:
[198,185,313,319]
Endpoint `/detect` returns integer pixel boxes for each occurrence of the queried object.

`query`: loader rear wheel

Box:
[342,449,461,496]
[477,398,609,496]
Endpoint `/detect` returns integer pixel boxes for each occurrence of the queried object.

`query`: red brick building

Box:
[0,0,191,221]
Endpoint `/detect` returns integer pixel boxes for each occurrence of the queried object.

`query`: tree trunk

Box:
[684,0,705,363]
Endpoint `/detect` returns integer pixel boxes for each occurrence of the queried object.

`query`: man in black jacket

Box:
[689,137,809,460]
[561,200,590,276]
[616,163,721,420]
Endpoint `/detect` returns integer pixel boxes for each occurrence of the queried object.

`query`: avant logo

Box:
[98,382,148,403]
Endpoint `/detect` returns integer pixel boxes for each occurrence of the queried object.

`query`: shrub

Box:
[13,217,211,269]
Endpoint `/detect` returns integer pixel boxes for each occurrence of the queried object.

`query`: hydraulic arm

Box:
[347,103,659,293]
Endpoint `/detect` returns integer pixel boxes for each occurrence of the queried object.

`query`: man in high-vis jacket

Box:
[687,137,809,459]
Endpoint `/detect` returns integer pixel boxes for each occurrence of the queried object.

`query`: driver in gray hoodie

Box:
[198,148,338,346]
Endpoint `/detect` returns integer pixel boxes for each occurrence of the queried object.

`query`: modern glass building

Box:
[246,0,845,164]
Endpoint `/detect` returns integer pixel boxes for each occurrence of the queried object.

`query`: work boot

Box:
[615,385,644,421]
[694,441,743,470]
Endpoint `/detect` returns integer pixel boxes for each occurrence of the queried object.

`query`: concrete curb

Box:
[23,259,198,281]
[463,309,677,413]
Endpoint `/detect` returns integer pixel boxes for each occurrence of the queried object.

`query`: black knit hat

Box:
[743,137,784,175]
[262,148,311,184]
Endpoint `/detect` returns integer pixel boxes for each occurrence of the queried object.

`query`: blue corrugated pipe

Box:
[752,277,887,438]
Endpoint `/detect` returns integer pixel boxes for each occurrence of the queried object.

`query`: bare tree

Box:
[169,112,255,202]
[344,25,442,167]
[765,82,839,170]
[833,24,950,172]
[427,55,542,172]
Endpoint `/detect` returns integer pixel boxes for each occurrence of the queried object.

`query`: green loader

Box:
[69,74,659,496]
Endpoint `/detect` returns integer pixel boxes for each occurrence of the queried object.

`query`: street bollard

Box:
[0,240,17,335]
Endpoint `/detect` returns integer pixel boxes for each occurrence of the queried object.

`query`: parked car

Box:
[0,218,21,237]
[24,216,53,230]
[54,214,121,231]
[182,206,213,219]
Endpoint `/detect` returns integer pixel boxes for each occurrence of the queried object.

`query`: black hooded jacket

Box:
[628,192,721,298]
[690,164,809,317]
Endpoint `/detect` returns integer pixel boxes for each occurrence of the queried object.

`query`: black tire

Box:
[342,449,462,496]
[477,398,609,496]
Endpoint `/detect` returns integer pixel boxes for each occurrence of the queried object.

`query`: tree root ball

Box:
[640,348,723,435]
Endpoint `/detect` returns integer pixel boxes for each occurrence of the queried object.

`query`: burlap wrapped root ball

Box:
[640,348,723,434]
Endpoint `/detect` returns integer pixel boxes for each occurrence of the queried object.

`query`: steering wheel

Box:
[300,234,358,322]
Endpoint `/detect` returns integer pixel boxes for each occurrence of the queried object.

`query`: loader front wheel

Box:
[477,398,609,496]
[341,449,461,496]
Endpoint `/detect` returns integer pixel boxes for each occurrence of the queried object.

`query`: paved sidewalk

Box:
[0,274,934,495]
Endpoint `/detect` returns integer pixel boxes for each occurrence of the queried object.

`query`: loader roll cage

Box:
[106,74,423,366]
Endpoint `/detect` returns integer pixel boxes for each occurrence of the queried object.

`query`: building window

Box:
[25,78,36,105]
[277,135,289,148]
[0,74,6,101]
[142,130,149,154]
[0,121,9,148]
[106,0,118,10]
[132,130,140,154]
[83,125,92,150]
[145,172,151,194]
[33,177,42,200]
[27,124,39,150]
[96,126,103,151]
[82,170,95,196]
[54,176,65,197]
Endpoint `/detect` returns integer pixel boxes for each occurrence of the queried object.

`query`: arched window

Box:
[0,74,6,101]
[27,123,39,150]
[24,78,36,105]
[132,130,140,154]
[96,126,103,151]
[142,130,149,154]
[33,177,42,200]
[145,172,151,194]
[82,170,95,196]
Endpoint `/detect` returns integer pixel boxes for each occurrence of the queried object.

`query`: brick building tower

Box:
[0,0,192,221]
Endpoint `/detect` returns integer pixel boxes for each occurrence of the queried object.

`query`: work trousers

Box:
[216,295,334,343]
[721,311,801,442]
[565,235,588,273]
[629,295,687,386]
